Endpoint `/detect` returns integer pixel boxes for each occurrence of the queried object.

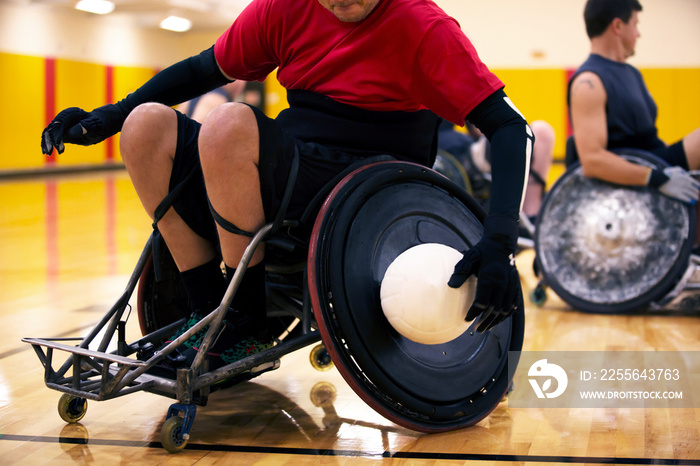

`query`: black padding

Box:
[564,135,579,168]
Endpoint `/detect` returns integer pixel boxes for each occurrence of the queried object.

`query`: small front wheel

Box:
[161,416,188,453]
[529,283,547,307]
[57,394,87,424]
[309,344,334,371]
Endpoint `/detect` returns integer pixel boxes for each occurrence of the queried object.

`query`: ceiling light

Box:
[75,0,115,15]
[160,15,192,32]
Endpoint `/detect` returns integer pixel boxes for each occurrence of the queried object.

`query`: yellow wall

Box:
[1,49,698,173]
[112,65,158,163]
[0,53,45,170]
[54,59,107,166]
[493,69,569,159]
[641,68,700,146]
[0,52,156,173]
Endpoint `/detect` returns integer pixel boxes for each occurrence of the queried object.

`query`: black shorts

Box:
[169,106,370,244]
[650,140,688,170]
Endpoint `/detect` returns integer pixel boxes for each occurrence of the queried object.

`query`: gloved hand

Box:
[448,215,521,332]
[648,166,700,204]
[41,104,124,155]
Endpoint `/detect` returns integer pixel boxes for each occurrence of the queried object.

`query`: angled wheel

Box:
[309,344,334,371]
[535,149,695,313]
[161,416,188,453]
[57,394,87,424]
[308,161,524,433]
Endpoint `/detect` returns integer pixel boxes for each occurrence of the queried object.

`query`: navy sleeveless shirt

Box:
[568,54,665,152]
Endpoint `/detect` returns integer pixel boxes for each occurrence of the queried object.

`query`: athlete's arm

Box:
[448,88,532,332]
[467,88,532,220]
[570,71,651,185]
[41,46,231,154]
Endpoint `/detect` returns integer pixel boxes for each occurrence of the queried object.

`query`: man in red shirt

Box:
[41,0,533,370]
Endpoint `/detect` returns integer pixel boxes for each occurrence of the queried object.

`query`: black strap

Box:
[207,199,255,237]
[529,169,546,188]
[272,147,300,232]
[152,167,199,229]
[150,167,200,281]
[208,147,301,238]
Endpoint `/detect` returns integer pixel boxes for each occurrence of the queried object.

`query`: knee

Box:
[120,103,177,168]
[198,103,258,168]
[530,120,556,154]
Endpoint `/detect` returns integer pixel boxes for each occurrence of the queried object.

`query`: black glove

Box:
[41,104,125,155]
[448,214,521,332]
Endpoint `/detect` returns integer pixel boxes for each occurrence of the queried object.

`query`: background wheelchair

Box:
[531,147,700,314]
[23,160,524,453]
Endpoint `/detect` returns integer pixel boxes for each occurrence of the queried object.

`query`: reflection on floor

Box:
[0,170,698,465]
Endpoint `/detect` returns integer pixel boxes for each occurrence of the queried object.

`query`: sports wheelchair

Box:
[531,147,700,313]
[23,159,524,453]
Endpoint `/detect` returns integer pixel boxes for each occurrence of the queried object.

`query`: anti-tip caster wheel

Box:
[161,416,188,453]
[309,343,334,371]
[57,394,87,424]
[529,283,547,307]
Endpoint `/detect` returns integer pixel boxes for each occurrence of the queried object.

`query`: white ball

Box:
[380,243,476,345]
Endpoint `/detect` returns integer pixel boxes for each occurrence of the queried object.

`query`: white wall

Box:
[440,0,700,68]
[0,2,221,67]
[1,0,699,68]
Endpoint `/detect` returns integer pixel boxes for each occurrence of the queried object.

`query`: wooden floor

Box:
[0,170,698,465]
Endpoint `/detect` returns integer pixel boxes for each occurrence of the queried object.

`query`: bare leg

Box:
[120,103,217,271]
[198,103,265,268]
[682,127,700,170]
[523,120,556,217]
[680,128,700,244]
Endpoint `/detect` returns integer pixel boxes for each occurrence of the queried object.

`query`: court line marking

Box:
[1,434,698,464]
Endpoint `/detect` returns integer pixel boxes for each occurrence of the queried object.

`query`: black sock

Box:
[179,258,226,314]
[225,262,267,333]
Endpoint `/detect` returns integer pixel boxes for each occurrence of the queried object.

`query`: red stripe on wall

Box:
[44,58,57,165]
[105,65,115,161]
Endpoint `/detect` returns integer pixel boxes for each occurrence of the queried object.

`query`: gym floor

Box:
[0,169,698,465]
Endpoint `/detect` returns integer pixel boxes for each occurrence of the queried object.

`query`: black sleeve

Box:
[466,89,534,223]
[113,46,231,126]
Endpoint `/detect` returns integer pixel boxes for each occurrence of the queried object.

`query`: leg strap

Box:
[150,167,199,281]
[529,169,546,188]
[209,147,300,237]
[152,167,199,229]
[208,199,255,237]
